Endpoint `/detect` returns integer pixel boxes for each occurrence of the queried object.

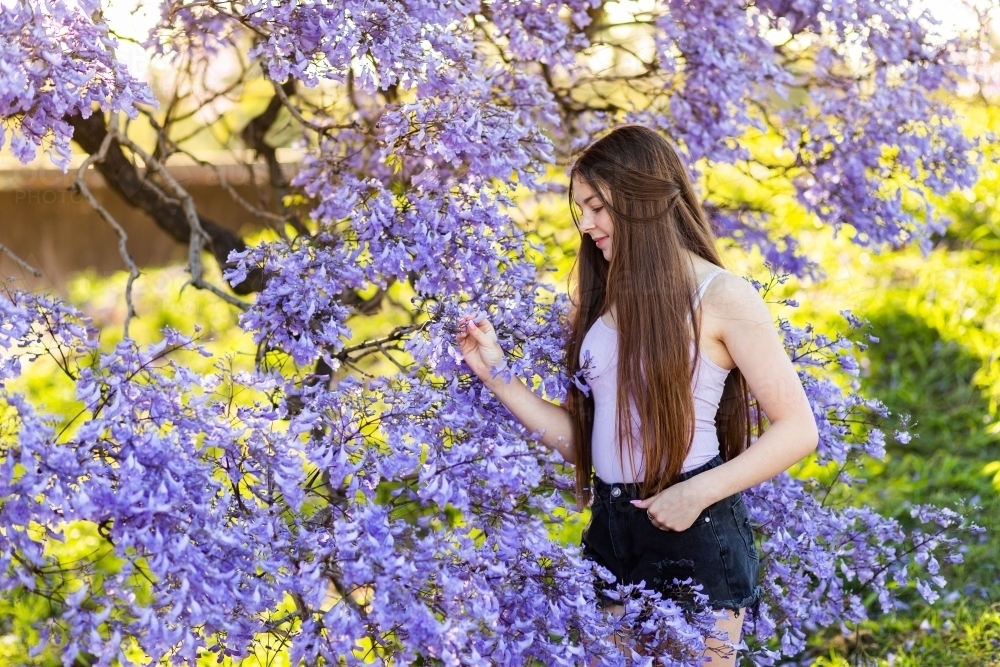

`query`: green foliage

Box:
[788,158,1000,666]
[938,103,1000,263]
[62,264,253,361]
[792,259,1000,665]
[861,311,991,457]
[811,603,1000,667]
[0,588,62,666]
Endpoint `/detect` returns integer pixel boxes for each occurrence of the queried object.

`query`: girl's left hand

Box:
[631,480,708,532]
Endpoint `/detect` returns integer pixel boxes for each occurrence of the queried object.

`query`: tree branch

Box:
[0,243,42,278]
[240,78,309,237]
[269,78,357,136]
[66,111,263,294]
[72,114,141,337]
[111,130,250,311]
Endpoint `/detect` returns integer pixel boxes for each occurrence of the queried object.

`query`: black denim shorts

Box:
[581,454,762,613]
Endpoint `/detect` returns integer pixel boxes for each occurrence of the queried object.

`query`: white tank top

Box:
[580,269,731,482]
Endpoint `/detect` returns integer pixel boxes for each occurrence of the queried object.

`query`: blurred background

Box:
[2,0,1000,664]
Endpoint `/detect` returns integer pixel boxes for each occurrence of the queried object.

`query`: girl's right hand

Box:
[456,312,507,381]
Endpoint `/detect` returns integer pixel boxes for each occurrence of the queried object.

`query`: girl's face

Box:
[572,174,614,261]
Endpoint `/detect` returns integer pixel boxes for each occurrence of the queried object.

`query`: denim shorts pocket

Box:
[730,493,758,561]
[730,491,745,510]
[686,505,715,531]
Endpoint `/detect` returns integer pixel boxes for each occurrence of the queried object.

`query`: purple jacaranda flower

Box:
[0,0,987,664]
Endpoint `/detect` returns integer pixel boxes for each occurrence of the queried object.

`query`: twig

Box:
[336,324,422,362]
[0,243,42,277]
[375,340,411,374]
[144,111,295,240]
[269,79,357,135]
[73,113,141,338]
[112,130,250,311]
[66,112,258,294]
[187,150,292,238]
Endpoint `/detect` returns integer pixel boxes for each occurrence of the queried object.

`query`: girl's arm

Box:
[457,314,577,464]
[635,274,819,530]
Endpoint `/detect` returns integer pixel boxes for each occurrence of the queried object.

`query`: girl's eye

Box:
[592,207,604,214]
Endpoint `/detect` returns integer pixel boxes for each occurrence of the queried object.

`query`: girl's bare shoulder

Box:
[701,270,773,331]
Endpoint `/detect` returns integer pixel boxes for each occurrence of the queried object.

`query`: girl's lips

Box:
[595,236,608,248]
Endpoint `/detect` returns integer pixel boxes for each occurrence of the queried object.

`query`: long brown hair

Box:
[564,124,762,507]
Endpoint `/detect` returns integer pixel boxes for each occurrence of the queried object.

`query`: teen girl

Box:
[456,124,819,665]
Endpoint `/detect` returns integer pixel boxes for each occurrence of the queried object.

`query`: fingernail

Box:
[630,500,640,505]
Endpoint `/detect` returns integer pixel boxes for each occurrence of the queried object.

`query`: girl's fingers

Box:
[459,311,490,327]
[465,321,487,343]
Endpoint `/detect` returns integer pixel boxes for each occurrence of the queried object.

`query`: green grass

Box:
[811,603,1000,667]
[793,251,1000,666]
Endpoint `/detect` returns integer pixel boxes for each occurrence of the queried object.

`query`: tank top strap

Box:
[692,268,727,309]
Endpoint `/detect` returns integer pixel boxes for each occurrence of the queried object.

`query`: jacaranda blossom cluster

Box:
[0,0,987,665]
[0,0,153,169]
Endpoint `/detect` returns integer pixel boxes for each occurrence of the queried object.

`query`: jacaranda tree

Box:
[0,0,992,664]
